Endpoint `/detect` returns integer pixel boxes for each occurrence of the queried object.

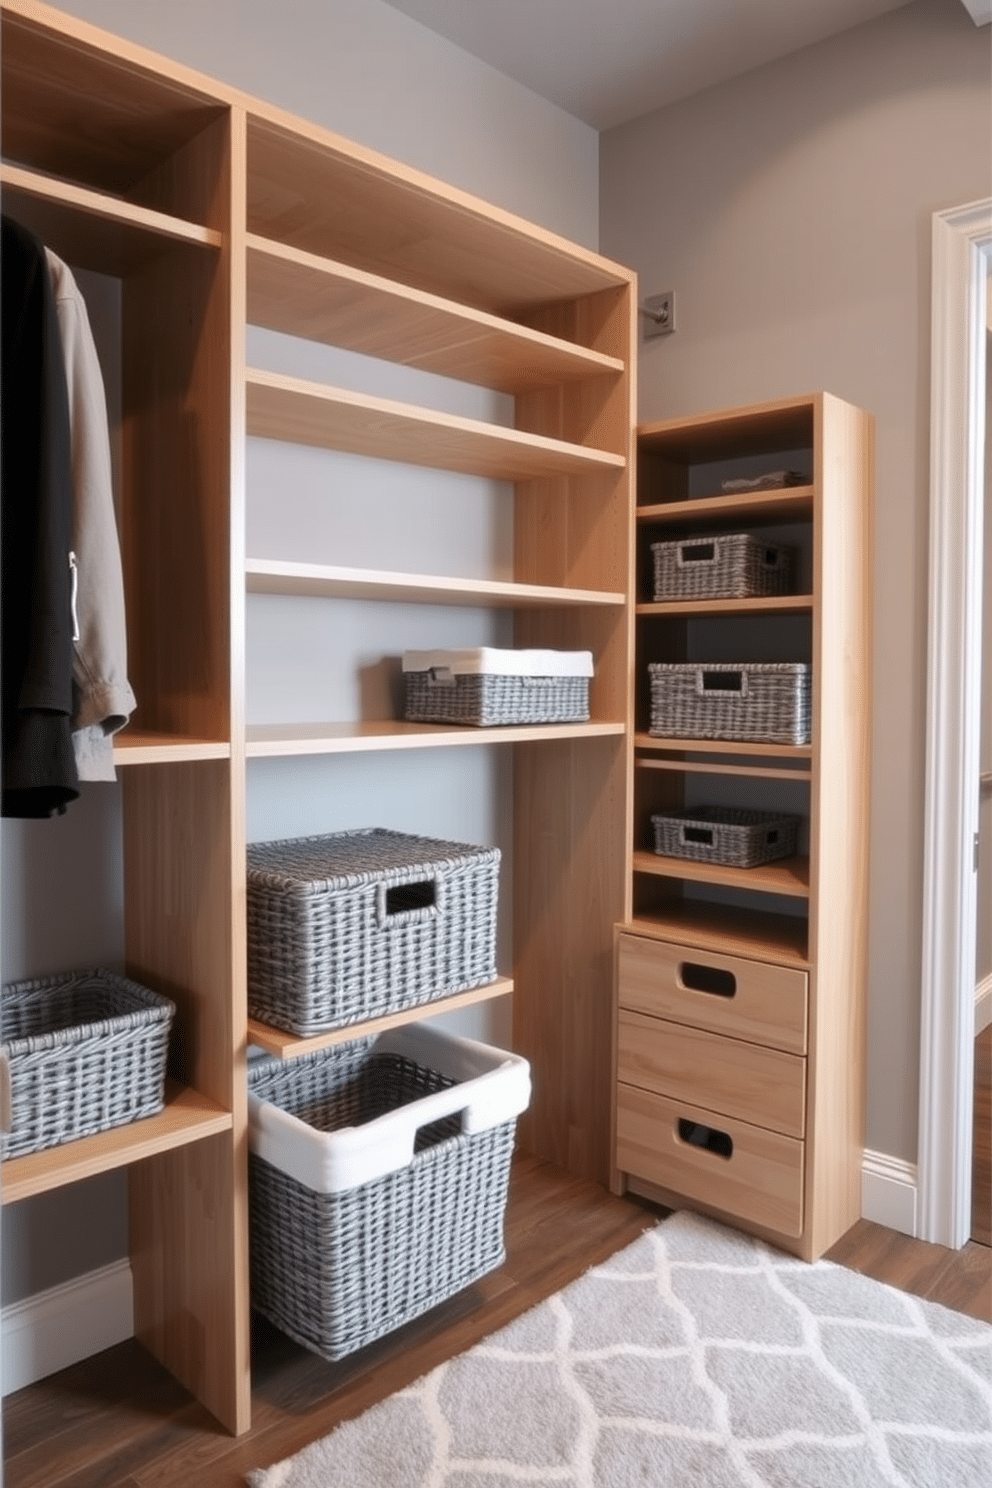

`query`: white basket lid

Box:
[248,1023,531,1195]
[402,647,593,677]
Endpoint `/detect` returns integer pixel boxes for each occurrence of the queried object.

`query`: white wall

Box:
[41,0,599,248]
[600,0,992,1165]
[1,0,599,1322]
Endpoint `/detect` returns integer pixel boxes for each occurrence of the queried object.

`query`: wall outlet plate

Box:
[643,290,675,338]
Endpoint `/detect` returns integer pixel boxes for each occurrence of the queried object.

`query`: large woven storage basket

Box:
[246,828,500,1036]
[651,806,800,867]
[648,662,811,745]
[0,969,174,1159]
[402,647,593,727]
[650,533,793,601]
[247,1024,531,1361]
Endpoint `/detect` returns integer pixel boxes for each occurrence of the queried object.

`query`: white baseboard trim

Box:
[861,1148,919,1238]
[1,1259,133,1397]
[976,972,992,1034]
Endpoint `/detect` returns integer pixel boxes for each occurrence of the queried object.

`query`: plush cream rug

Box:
[246,1210,992,1487]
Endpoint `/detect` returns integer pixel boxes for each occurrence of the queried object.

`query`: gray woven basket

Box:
[648,662,811,745]
[404,671,589,726]
[0,969,175,1159]
[651,533,793,601]
[247,1039,517,1361]
[246,828,500,1036]
[651,806,800,867]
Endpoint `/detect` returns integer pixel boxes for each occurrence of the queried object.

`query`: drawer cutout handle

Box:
[678,1118,733,1160]
[680,961,736,998]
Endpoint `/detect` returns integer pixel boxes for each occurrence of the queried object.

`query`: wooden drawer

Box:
[617,1008,806,1138]
[617,932,807,1054]
[616,1082,805,1237]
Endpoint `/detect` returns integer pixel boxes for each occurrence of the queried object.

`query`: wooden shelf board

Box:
[0,163,221,274]
[248,977,515,1058]
[245,111,633,316]
[1,1082,232,1206]
[637,400,814,462]
[245,368,625,480]
[637,488,814,526]
[246,719,625,757]
[624,904,810,968]
[246,558,624,608]
[247,236,623,392]
[634,733,812,759]
[113,731,231,765]
[636,756,811,782]
[637,593,813,618]
[632,848,810,898]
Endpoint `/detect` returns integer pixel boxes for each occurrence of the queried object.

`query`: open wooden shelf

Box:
[625,902,810,968]
[246,719,624,758]
[0,162,221,274]
[113,731,231,766]
[634,733,812,759]
[636,593,813,618]
[247,977,515,1058]
[636,755,812,782]
[0,1083,232,1206]
[247,236,624,392]
[637,487,814,527]
[244,112,632,315]
[245,368,626,480]
[245,558,624,608]
[632,848,810,898]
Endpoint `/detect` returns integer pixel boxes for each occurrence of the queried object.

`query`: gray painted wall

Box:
[1,0,598,1308]
[600,0,992,1164]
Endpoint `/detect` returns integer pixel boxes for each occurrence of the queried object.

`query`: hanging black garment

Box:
[1,216,80,817]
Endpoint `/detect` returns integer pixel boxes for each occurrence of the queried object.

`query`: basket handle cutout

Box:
[763,547,780,566]
[766,829,780,845]
[678,541,716,565]
[426,666,456,688]
[699,669,747,697]
[678,1118,733,1159]
[681,826,714,848]
[414,1106,467,1151]
[680,962,736,998]
[377,878,442,928]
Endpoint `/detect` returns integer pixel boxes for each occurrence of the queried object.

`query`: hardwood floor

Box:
[3,1150,990,1488]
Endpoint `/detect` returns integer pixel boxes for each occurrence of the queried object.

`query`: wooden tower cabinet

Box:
[0,0,635,1434]
[613,394,873,1262]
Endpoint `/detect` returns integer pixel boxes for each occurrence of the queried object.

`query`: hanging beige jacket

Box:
[46,249,136,780]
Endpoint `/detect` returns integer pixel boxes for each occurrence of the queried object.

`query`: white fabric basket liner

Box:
[402,647,593,678]
[248,1023,531,1195]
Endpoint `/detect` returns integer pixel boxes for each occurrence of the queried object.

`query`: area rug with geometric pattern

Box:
[246,1210,992,1488]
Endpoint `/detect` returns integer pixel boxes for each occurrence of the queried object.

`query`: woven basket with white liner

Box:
[403,646,593,726]
[247,1023,531,1361]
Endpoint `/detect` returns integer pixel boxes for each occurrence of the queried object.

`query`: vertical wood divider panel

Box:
[803,393,873,1259]
[123,102,251,1432]
[512,286,636,1182]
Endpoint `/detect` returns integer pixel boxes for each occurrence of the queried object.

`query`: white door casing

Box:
[919,198,991,1249]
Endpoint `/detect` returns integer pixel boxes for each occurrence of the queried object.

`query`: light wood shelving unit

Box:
[0,0,635,1436]
[613,393,873,1262]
